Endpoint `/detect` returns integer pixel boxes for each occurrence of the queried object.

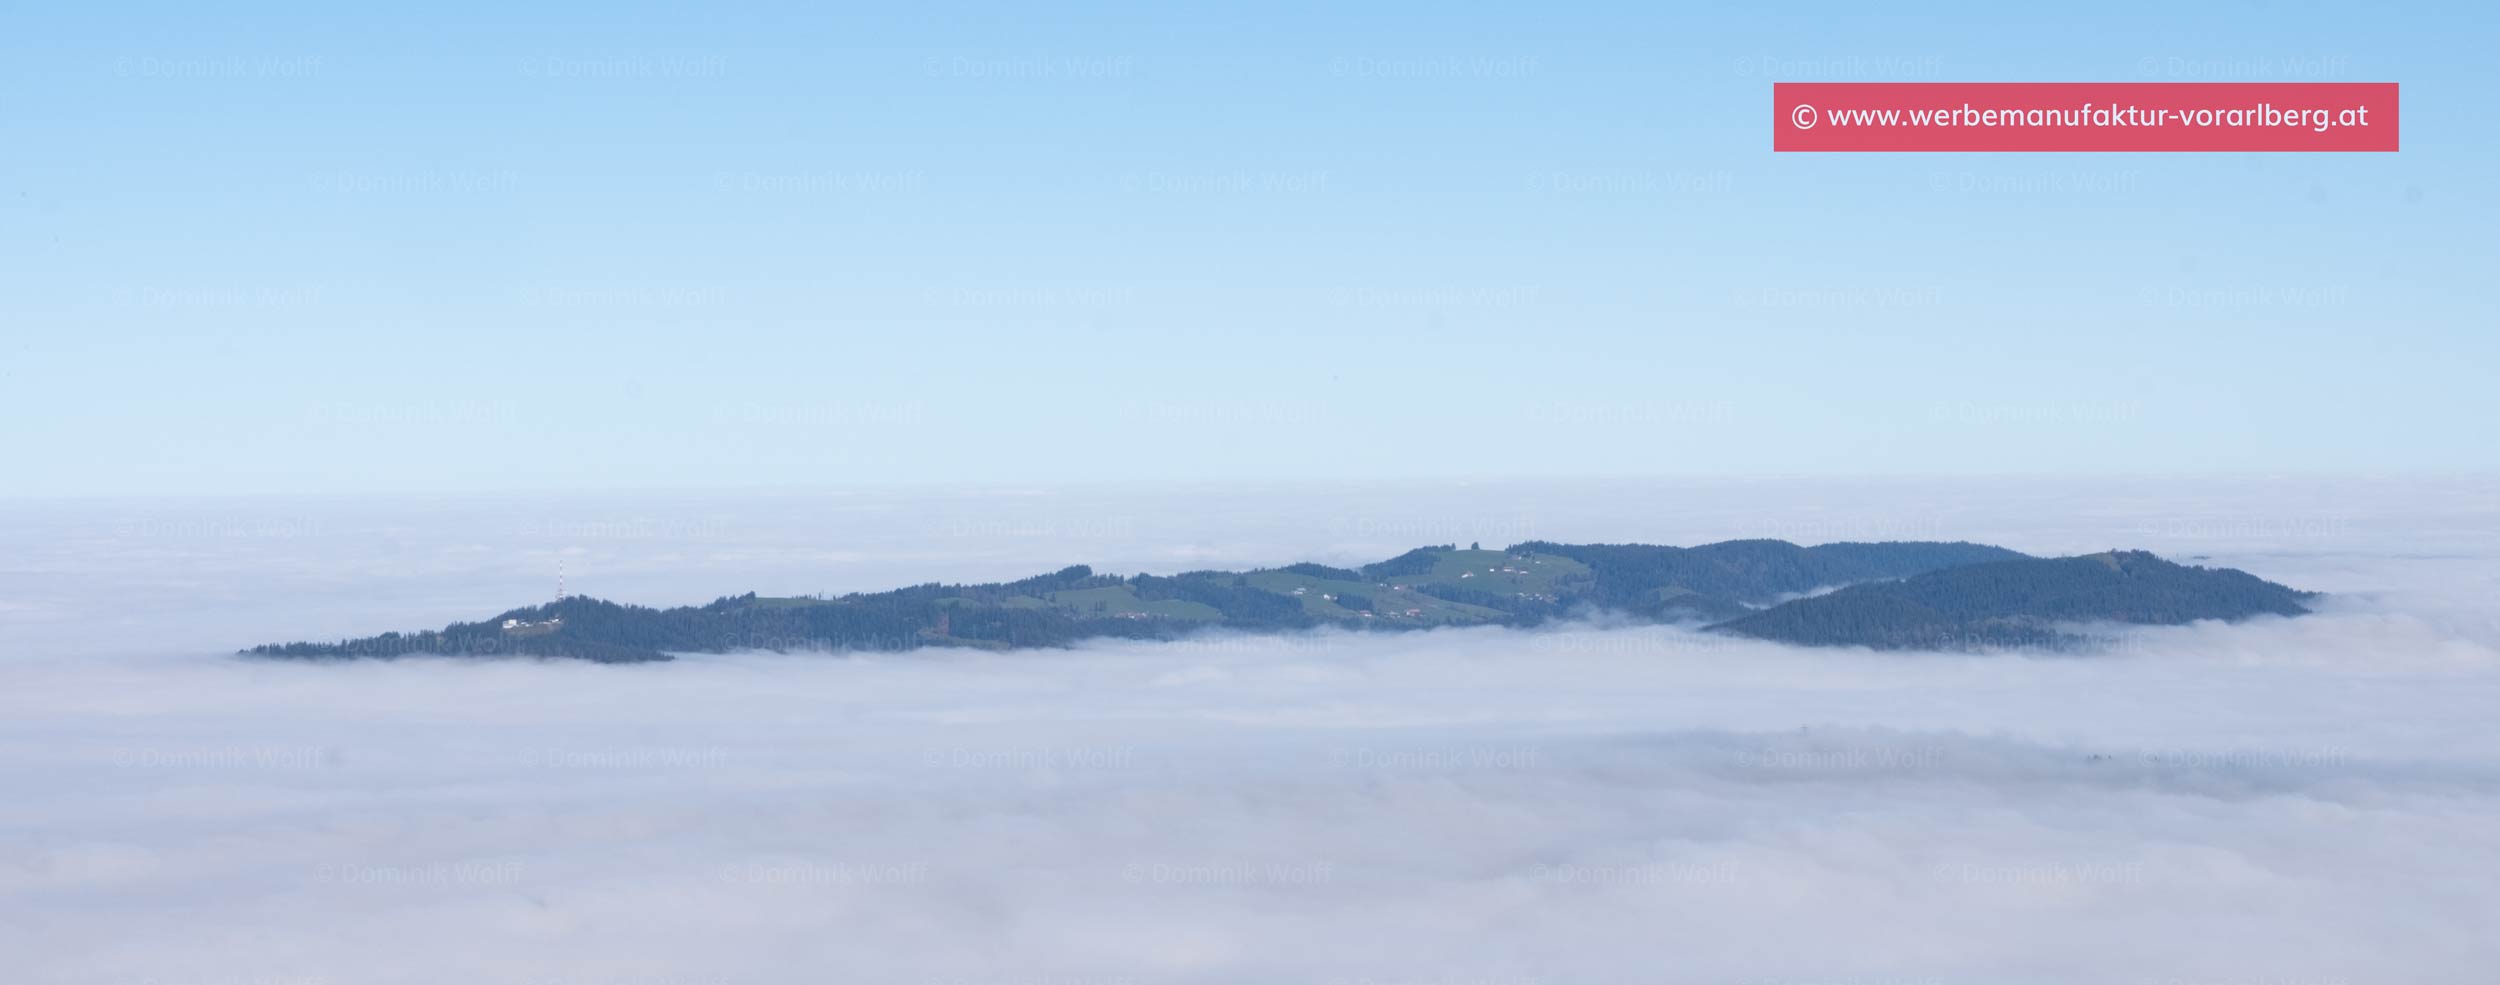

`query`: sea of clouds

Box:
[2,477,2496,984]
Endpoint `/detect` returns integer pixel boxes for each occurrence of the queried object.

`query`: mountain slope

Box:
[245,539,2042,662]
[1511,539,2028,618]
[1705,550,2315,650]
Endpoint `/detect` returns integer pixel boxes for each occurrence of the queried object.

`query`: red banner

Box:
[1773,82,2399,152]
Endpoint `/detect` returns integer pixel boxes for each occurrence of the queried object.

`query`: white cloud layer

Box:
[3,478,2497,983]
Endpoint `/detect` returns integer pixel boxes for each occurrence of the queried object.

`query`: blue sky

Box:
[3,1,2492,496]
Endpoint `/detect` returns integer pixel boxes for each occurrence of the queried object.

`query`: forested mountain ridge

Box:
[1705,550,2316,649]
[244,541,2308,662]
[1507,539,2026,619]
